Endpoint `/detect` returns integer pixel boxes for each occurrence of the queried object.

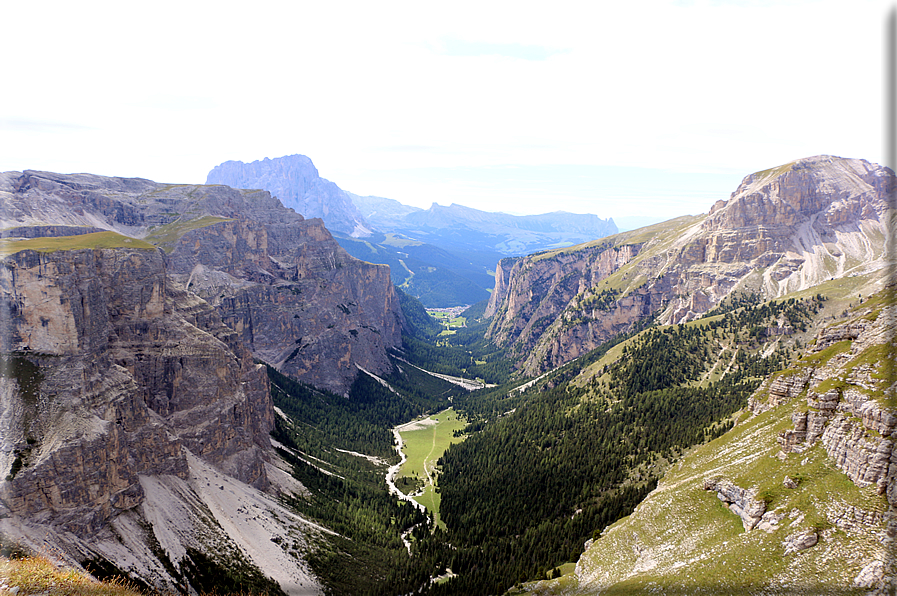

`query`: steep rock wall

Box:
[0,170,403,394]
[486,156,894,376]
[0,243,322,596]
[0,247,273,536]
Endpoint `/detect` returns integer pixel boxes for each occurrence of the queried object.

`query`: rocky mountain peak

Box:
[705,155,892,230]
[206,154,372,237]
[485,155,894,376]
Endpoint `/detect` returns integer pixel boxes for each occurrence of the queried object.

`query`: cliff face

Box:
[0,170,403,394]
[0,244,271,516]
[486,156,894,376]
[0,242,319,593]
[167,217,400,393]
[206,155,372,238]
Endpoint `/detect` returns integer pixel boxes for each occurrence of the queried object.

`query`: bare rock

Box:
[756,509,786,533]
[783,476,799,489]
[485,155,894,375]
[0,246,273,533]
[821,414,893,489]
[855,560,885,589]
[783,529,818,554]
[703,478,767,531]
[778,410,808,453]
[812,321,869,353]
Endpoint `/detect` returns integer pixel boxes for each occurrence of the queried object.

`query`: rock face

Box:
[206,155,372,238]
[485,156,894,375]
[0,170,403,394]
[766,299,897,507]
[0,245,271,513]
[0,168,406,592]
[0,242,320,593]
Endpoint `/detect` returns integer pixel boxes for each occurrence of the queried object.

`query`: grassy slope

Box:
[524,407,885,595]
[143,215,233,252]
[0,231,155,256]
[0,556,144,596]
[526,295,893,595]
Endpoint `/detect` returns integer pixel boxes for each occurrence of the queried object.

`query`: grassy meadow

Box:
[397,409,467,529]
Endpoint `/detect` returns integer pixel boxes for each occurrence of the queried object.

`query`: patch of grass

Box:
[842,343,897,407]
[143,216,233,252]
[856,285,896,315]
[750,161,796,185]
[381,234,424,248]
[798,340,852,367]
[0,232,155,256]
[616,215,704,246]
[0,556,144,596]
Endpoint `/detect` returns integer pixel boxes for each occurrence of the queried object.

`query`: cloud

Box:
[435,38,569,61]
[0,119,94,133]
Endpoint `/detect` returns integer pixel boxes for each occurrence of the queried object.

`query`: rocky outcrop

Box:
[771,302,897,510]
[0,243,313,592]
[206,155,372,237]
[702,478,767,531]
[485,156,894,375]
[0,170,403,394]
[783,530,818,555]
[752,369,813,414]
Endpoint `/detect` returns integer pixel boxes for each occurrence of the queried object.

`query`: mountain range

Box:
[206,155,617,307]
[0,154,894,595]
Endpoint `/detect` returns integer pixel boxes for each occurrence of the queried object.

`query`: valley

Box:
[0,155,894,596]
[392,409,467,529]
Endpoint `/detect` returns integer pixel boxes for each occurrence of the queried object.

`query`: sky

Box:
[0,0,892,223]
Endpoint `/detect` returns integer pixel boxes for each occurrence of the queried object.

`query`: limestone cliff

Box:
[486,156,894,376]
[0,169,403,394]
[0,239,321,593]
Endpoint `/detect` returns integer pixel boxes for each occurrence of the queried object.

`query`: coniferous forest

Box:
[265,295,822,595]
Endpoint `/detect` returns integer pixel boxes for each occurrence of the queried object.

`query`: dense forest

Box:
[426,296,816,594]
[264,294,821,595]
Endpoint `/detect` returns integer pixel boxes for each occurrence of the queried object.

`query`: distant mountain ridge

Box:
[206,155,618,306]
[354,195,618,254]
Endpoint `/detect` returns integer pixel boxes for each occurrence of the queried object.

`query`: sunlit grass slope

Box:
[0,231,155,256]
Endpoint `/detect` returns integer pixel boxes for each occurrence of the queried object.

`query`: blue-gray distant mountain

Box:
[351,195,618,255]
[206,154,372,237]
[206,154,618,307]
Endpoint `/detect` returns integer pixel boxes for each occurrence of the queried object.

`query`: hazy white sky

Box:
[0,0,891,220]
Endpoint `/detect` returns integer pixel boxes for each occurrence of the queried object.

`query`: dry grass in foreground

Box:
[0,556,144,596]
